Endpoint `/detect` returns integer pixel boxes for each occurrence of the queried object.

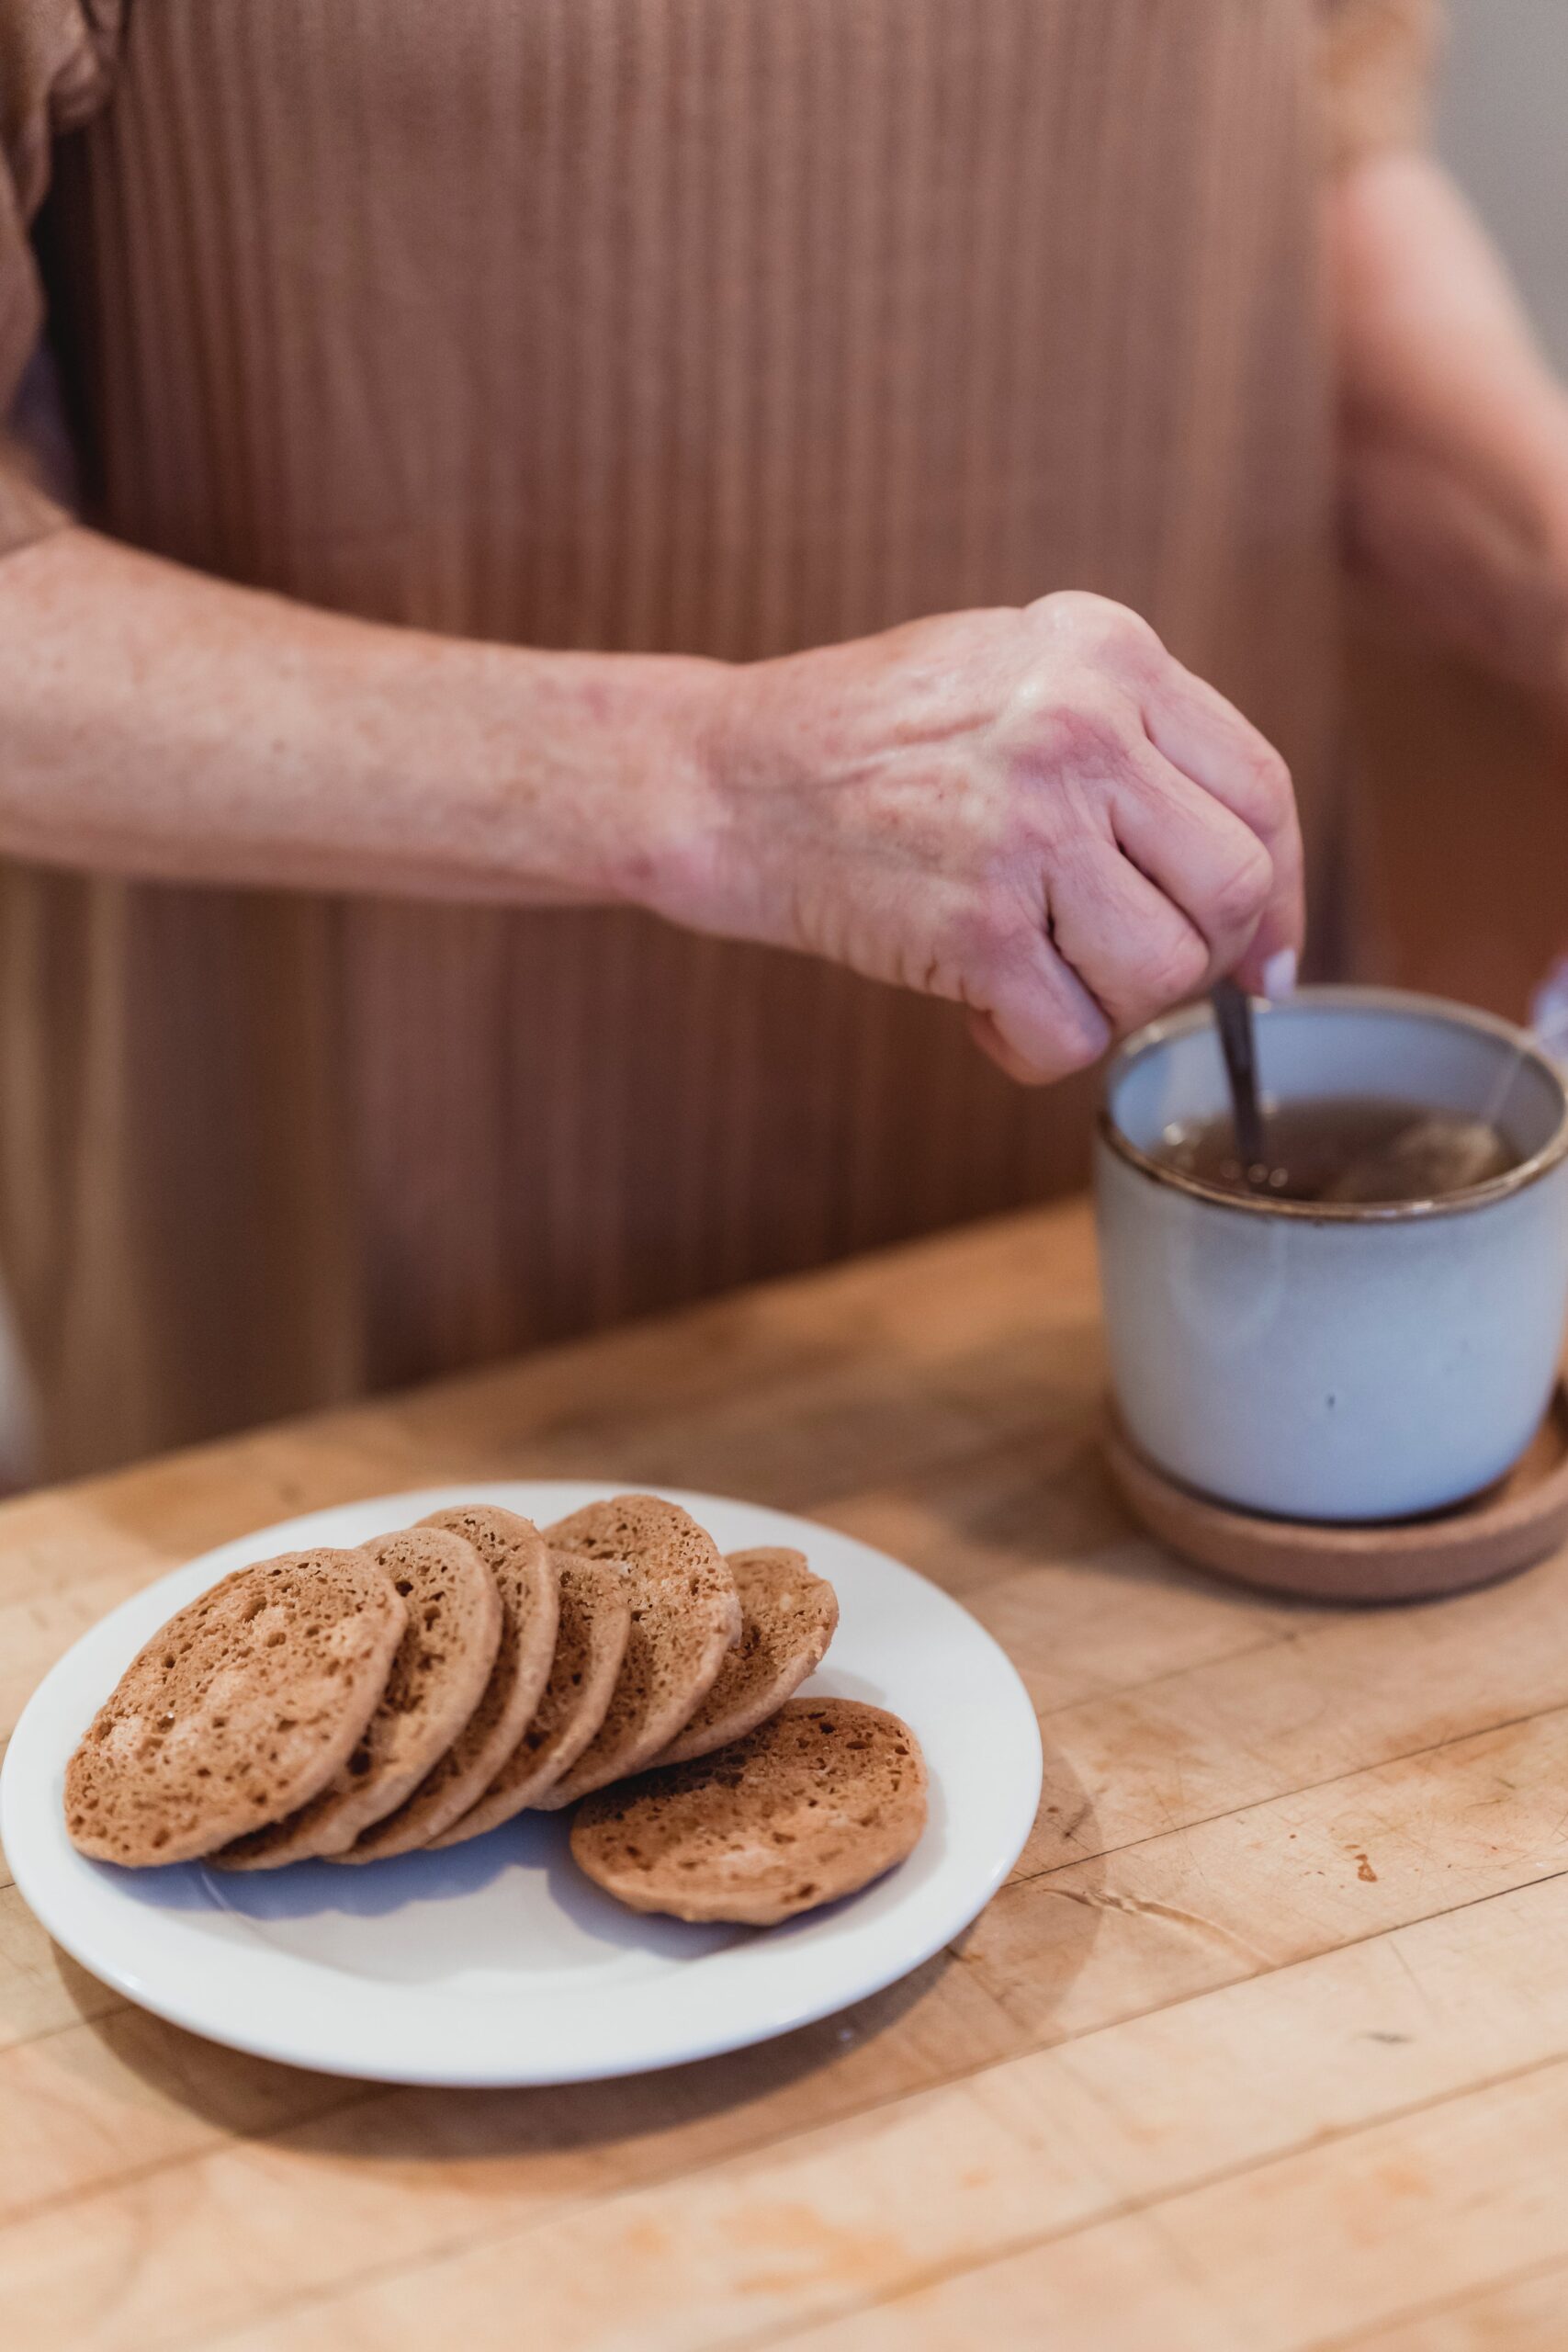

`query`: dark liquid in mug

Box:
[1154,1095,1520,1204]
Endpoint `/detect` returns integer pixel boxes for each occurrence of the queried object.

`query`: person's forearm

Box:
[1333,150,1568,526]
[0,526,725,902]
[0,529,1303,1086]
[1331,149,1568,693]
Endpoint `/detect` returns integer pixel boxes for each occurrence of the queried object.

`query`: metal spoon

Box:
[1211,978,1267,1182]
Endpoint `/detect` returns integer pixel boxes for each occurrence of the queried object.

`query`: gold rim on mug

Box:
[1098,985,1568,1225]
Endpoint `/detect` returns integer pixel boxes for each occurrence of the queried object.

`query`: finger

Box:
[1047,838,1212,1035]
[968,1010,1056,1086]
[1141,664,1303,994]
[1110,753,1273,982]
[967,936,1112,1086]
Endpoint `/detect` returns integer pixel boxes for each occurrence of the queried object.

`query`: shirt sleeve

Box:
[1317,0,1444,170]
[0,0,119,554]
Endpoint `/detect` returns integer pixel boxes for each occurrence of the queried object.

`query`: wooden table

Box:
[6,1197,1568,2352]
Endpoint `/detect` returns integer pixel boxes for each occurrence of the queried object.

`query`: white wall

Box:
[1438,0,1568,374]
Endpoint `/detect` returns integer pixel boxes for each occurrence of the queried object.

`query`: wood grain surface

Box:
[5,1197,1567,2351]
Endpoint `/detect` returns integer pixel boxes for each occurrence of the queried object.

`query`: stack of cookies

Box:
[63,1495,927,1925]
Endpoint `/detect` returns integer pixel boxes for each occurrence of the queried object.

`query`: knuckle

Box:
[1032,590,1162,668]
[1132,927,1210,1009]
[1245,741,1292,820]
[1204,836,1274,935]
[949,902,1026,990]
[1028,695,1130,779]
[1026,588,1094,631]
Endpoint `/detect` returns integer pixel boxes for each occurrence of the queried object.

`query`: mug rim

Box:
[1099,984,1568,1223]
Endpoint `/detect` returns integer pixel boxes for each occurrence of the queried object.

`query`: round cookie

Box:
[570,1699,928,1925]
[429,1550,633,1846]
[649,1547,838,1769]
[214,1526,501,1869]
[63,1548,405,1867]
[535,1495,740,1809]
[345,1506,559,1860]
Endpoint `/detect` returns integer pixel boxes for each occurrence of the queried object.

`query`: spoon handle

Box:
[1212,978,1266,1172]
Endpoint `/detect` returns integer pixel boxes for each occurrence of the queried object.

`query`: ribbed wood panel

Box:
[4,0,1338,1467]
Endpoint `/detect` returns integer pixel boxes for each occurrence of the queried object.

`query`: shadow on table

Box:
[59,1735,1100,2176]
[930,1403,1351,1623]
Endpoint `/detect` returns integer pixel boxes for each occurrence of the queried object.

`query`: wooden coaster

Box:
[1104,1385,1568,1604]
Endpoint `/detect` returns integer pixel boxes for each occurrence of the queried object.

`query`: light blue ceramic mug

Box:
[1095,988,1568,1522]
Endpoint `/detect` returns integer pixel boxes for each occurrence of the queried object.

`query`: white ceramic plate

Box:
[2,1484,1041,2086]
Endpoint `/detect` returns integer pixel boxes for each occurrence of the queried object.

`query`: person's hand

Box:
[657,591,1302,1085]
[1334,153,1568,702]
